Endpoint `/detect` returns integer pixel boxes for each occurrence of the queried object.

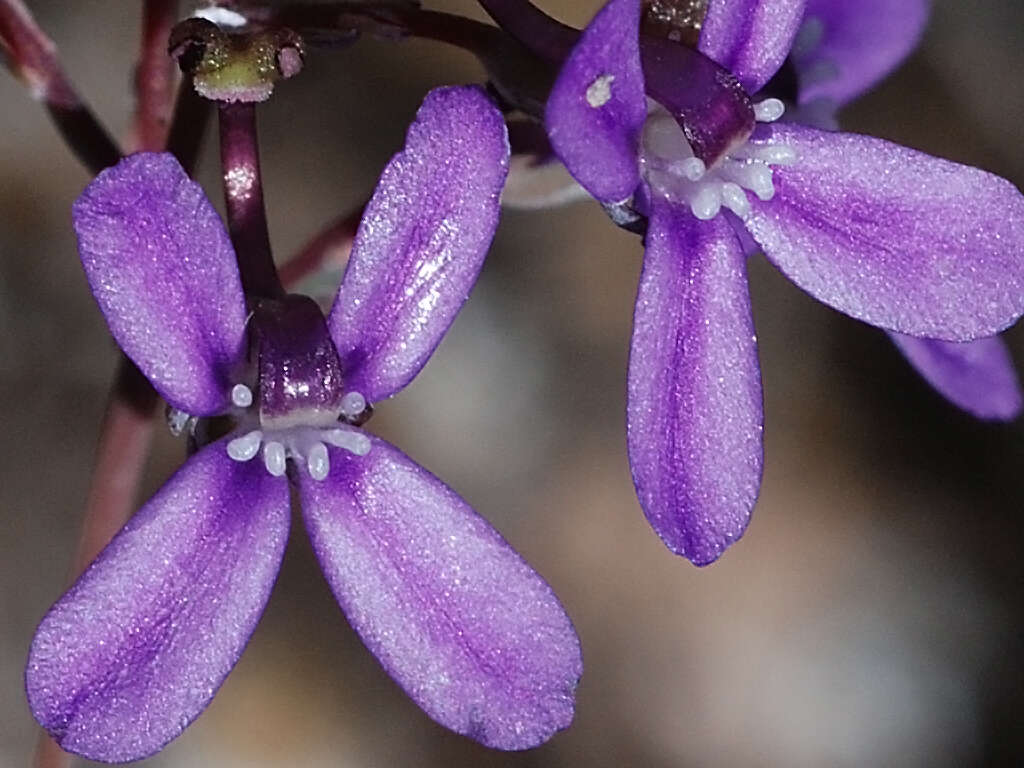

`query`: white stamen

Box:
[720,182,752,219]
[231,383,253,408]
[307,441,330,481]
[324,429,372,456]
[263,441,287,476]
[753,98,785,123]
[672,157,706,181]
[690,184,723,220]
[640,107,796,222]
[227,430,263,461]
[340,391,367,419]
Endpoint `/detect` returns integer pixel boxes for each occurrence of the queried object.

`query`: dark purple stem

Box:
[218,101,284,299]
[133,0,179,152]
[0,0,120,172]
[474,0,577,62]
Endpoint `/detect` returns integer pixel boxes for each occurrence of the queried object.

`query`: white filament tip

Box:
[753,98,785,123]
[324,429,372,456]
[263,441,287,476]
[721,182,751,219]
[340,391,367,418]
[307,441,330,481]
[690,184,723,220]
[227,430,263,461]
[231,383,254,408]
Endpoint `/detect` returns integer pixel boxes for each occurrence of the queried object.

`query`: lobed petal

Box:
[699,0,807,94]
[299,437,582,749]
[743,123,1024,340]
[328,86,509,403]
[628,202,763,565]
[797,0,930,106]
[73,153,248,416]
[545,0,647,205]
[26,440,290,762]
[889,332,1022,421]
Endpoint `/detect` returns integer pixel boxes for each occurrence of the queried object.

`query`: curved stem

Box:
[0,0,120,172]
[474,0,577,62]
[219,101,284,299]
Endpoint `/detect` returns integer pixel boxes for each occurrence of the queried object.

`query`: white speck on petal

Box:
[586,74,615,108]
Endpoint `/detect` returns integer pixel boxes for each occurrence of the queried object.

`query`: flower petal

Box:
[327,86,509,403]
[889,332,1022,421]
[628,202,763,565]
[743,123,1024,340]
[298,437,582,749]
[26,441,290,762]
[73,153,248,416]
[545,0,647,204]
[699,0,808,94]
[797,0,929,106]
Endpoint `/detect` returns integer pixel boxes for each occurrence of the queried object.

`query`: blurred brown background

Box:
[3,1,1024,765]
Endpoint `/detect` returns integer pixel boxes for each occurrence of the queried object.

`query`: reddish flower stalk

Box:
[0,0,120,172]
[280,202,365,288]
[219,101,285,298]
[132,0,180,152]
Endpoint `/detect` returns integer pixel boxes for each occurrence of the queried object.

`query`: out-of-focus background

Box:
[3,1,1024,765]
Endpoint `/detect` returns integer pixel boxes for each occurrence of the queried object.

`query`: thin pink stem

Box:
[133,0,179,152]
[280,202,365,289]
[0,0,120,172]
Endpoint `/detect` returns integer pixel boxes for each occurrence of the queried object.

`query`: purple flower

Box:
[544,0,1024,564]
[25,86,582,762]
[782,0,1022,420]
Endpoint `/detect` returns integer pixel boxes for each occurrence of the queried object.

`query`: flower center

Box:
[221,294,373,481]
[640,98,796,220]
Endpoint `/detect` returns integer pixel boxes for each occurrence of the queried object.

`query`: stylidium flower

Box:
[780,0,1022,420]
[26,86,582,762]
[544,0,1024,564]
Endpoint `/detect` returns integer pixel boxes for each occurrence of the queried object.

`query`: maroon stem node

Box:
[0,0,120,172]
[218,101,284,299]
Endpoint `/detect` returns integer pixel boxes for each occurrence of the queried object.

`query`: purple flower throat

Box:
[220,295,372,481]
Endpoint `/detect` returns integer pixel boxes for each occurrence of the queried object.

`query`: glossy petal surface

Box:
[328,86,509,403]
[299,437,582,749]
[699,0,807,94]
[889,333,1022,421]
[798,0,929,106]
[545,0,646,204]
[26,441,290,762]
[73,153,247,416]
[628,203,763,565]
[744,123,1024,340]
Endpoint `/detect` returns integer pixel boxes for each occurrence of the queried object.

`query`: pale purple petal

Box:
[889,333,1022,421]
[797,0,929,106]
[545,0,646,204]
[743,123,1024,340]
[73,153,247,416]
[328,86,509,403]
[299,436,582,749]
[26,441,290,762]
[699,0,807,94]
[628,202,763,565]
